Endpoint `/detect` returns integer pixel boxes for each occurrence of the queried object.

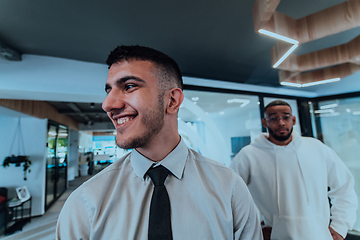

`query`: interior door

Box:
[45,122,68,210]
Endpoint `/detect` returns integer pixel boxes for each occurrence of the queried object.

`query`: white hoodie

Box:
[230,131,357,240]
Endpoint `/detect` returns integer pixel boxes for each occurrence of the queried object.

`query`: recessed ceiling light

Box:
[192,97,199,101]
[320,103,338,109]
[319,112,340,117]
[314,109,335,114]
[227,98,250,107]
[346,109,351,113]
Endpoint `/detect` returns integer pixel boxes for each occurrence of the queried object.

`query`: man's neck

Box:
[135,134,181,162]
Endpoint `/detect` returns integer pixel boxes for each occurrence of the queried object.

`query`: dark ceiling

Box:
[0,0,357,125]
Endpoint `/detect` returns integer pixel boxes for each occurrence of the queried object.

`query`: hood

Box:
[251,131,309,218]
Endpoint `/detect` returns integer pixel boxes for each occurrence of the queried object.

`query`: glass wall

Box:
[179,90,262,166]
[313,96,360,231]
[45,123,68,210]
[92,135,131,161]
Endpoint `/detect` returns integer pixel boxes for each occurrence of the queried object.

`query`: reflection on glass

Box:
[46,125,57,207]
[179,90,261,166]
[314,97,360,231]
[45,123,68,210]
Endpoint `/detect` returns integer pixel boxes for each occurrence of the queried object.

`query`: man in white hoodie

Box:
[230,100,357,240]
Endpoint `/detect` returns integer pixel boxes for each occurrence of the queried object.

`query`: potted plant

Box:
[2,155,32,180]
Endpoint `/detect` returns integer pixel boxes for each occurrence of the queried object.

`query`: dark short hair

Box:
[264,100,292,114]
[106,45,183,90]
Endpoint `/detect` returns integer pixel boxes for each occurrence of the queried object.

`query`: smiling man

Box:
[230,100,358,240]
[56,45,262,240]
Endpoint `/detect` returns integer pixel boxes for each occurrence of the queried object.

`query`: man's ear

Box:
[166,88,184,114]
[292,115,296,125]
[261,118,268,129]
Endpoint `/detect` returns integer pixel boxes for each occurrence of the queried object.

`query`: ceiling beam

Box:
[279,63,360,84]
[277,35,360,72]
[252,0,281,31]
[253,0,360,86]
[254,0,360,44]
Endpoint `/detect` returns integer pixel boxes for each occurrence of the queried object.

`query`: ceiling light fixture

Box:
[258,29,299,44]
[301,78,340,87]
[320,103,338,110]
[314,109,335,114]
[319,112,340,117]
[258,29,299,68]
[280,82,302,88]
[191,97,199,101]
[353,111,360,115]
[273,44,298,68]
[227,98,250,107]
[281,77,341,88]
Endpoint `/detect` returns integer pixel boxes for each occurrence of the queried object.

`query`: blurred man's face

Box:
[262,105,296,144]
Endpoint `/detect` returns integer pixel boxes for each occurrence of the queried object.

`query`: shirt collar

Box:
[130,137,188,181]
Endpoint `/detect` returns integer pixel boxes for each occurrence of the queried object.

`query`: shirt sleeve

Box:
[56,188,91,240]
[232,175,263,240]
[230,150,251,185]
[326,146,358,238]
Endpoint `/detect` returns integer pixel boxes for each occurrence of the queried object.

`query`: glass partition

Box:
[179,90,262,166]
[314,96,360,231]
[45,123,68,210]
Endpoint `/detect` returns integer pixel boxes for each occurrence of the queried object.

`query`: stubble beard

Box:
[116,94,165,150]
[268,126,293,142]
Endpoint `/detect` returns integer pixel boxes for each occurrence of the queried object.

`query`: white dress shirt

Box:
[56,138,262,239]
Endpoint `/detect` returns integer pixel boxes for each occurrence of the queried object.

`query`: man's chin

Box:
[273,134,291,142]
[268,127,293,142]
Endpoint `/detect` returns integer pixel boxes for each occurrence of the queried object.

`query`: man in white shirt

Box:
[230,100,358,240]
[56,45,262,239]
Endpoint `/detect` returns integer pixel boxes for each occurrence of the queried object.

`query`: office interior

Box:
[1,0,360,238]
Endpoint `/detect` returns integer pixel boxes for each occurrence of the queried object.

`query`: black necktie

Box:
[147,165,173,240]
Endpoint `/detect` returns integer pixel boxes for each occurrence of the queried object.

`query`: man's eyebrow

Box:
[104,76,145,92]
[268,111,291,116]
[115,76,145,85]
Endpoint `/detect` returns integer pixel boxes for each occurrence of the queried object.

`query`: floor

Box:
[0,174,93,240]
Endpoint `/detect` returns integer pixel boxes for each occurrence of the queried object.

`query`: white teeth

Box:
[117,117,133,125]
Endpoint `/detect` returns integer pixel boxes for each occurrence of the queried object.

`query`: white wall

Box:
[0,113,47,216]
[79,131,93,153]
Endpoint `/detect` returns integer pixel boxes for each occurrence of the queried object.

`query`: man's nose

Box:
[278,117,286,125]
[102,90,125,113]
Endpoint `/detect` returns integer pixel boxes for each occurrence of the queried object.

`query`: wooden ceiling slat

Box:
[253,0,360,85]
